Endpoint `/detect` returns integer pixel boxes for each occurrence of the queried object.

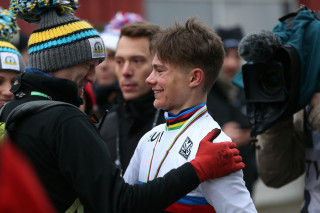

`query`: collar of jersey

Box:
[165,102,206,131]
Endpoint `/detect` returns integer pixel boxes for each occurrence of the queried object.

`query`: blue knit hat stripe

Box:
[29,29,99,54]
[0,47,21,56]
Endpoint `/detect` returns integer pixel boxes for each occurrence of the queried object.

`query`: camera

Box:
[238,6,320,137]
[242,60,286,103]
[241,45,301,136]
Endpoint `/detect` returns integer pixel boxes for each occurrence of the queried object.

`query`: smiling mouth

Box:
[153,90,163,98]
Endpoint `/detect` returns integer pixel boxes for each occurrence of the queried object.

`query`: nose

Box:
[122,61,133,77]
[146,70,156,85]
[225,57,239,69]
[2,82,14,99]
[87,66,96,83]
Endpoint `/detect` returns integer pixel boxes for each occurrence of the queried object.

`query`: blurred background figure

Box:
[0,7,25,108]
[94,12,144,119]
[0,142,56,213]
[98,21,165,174]
[206,26,258,196]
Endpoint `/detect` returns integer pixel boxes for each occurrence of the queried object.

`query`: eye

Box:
[90,64,96,70]
[134,59,142,63]
[0,77,4,86]
[116,58,124,66]
[156,69,163,74]
[132,57,145,65]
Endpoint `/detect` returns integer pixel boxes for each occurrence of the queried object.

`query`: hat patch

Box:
[1,52,20,71]
[88,37,105,59]
[94,42,104,53]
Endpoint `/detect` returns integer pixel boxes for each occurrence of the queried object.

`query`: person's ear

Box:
[189,68,204,88]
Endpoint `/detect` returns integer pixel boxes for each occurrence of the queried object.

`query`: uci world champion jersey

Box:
[124,103,257,213]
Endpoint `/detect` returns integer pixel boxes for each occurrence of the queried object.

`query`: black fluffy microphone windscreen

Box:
[238,30,282,62]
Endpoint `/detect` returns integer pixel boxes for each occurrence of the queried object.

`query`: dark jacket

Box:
[99,92,165,173]
[92,82,120,119]
[207,80,250,128]
[0,72,199,213]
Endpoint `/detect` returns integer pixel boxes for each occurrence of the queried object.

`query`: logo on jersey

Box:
[148,131,163,143]
[179,137,193,159]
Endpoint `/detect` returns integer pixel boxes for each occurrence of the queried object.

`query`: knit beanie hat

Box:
[10,0,106,72]
[0,7,25,73]
[100,11,144,51]
[216,26,243,49]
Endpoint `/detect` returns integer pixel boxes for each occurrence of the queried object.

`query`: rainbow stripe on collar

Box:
[165,102,206,130]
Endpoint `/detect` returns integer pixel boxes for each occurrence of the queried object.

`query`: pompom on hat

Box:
[100,11,144,51]
[0,7,25,73]
[10,0,106,72]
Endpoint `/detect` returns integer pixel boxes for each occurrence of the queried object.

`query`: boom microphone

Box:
[238,30,281,62]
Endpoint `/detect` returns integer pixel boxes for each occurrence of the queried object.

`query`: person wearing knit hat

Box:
[207,25,258,196]
[94,12,144,118]
[0,7,25,107]
[2,1,245,212]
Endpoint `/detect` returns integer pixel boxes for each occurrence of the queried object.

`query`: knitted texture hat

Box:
[0,7,25,73]
[10,0,106,72]
[216,26,243,49]
[100,11,144,51]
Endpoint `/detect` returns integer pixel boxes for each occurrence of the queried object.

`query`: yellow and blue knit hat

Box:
[10,0,106,72]
[0,7,25,73]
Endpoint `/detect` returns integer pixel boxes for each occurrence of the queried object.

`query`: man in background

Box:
[99,21,165,173]
[207,26,258,195]
[94,12,144,119]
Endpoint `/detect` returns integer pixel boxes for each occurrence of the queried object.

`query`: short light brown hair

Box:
[151,17,225,92]
[120,21,160,43]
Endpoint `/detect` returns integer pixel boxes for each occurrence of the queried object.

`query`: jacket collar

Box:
[11,72,83,107]
[118,91,157,120]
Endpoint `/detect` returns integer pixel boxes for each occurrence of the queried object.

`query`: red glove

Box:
[190,128,245,182]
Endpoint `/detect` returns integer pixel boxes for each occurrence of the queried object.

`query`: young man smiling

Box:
[124,17,257,212]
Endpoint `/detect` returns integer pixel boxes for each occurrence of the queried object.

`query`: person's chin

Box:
[153,100,164,110]
[123,93,138,101]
